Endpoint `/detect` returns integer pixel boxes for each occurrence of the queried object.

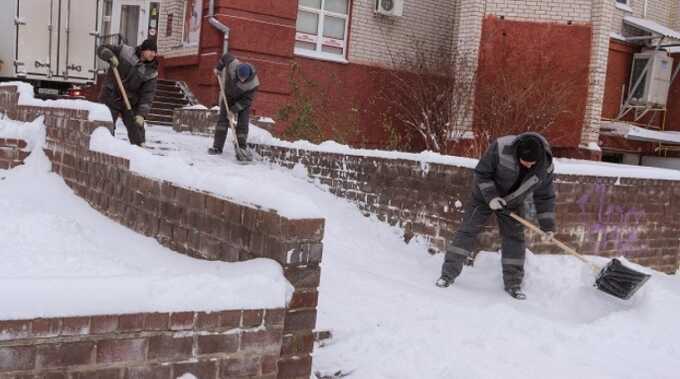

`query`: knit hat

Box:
[517,136,543,162]
[236,63,252,82]
[139,38,157,52]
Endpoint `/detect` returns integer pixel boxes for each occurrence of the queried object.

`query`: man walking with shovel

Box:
[208,53,259,162]
[436,133,557,300]
[97,39,159,146]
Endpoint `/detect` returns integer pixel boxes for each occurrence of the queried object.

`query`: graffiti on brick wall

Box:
[577,182,645,255]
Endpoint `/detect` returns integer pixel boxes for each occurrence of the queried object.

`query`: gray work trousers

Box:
[213,101,250,150]
[441,196,526,289]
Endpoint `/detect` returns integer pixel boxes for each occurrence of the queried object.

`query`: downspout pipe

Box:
[208,0,230,56]
[208,0,230,103]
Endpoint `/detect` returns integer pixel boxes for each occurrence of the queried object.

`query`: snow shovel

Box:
[111,65,144,145]
[508,212,651,300]
[215,72,252,162]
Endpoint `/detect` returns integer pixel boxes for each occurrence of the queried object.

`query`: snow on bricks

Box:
[252,144,680,274]
[0,139,29,169]
[0,310,283,378]
[0,84,323,378]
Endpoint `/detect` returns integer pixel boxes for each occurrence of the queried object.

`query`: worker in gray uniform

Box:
[436,133,557,300]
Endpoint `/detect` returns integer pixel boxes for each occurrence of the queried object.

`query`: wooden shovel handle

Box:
[215,72,241,150]
[508,211,601,271]
[111,65,132,111]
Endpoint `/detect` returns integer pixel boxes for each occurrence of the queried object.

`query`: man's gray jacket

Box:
[473,132,556,232]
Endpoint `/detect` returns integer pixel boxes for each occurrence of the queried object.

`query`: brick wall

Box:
[0,309,283,378]
[0,138,29,170]
[252,144,680,274]
[172,107,218,135]
[347,0,455,67]
[0,85,324,379]
[157,0,200,58]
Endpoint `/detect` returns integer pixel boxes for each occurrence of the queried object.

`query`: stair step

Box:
[154,96,187,105]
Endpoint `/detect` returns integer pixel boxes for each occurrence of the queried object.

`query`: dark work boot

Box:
[435,276,455,288]
[208,147,223,155]
[505,286,527,300]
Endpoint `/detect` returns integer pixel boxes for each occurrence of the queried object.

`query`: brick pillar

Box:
[451,0,484,133]
[580,0,614,150]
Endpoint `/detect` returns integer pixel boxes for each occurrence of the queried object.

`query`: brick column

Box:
[580,0,614,149]
[451,0,485,133]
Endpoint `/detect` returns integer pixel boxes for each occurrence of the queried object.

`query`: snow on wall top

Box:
[0,81,112,122]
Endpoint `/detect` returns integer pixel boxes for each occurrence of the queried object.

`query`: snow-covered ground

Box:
[2,116,679,378]
[119,125,679,379]
[0,119,291,320]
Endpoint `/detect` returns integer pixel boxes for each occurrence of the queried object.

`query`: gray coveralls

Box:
[441,133,557,289]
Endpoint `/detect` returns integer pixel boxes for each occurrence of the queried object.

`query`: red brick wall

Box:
[474,17,592,156]
[0,86,323,379]
[0,310,284,378]
[0,138,29,169]
[253,144,680,274]
[163,0,298,117]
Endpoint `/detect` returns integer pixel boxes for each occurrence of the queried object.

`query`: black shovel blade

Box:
[595,258,651,300]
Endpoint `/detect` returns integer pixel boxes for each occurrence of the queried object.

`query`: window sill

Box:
[615,3,633,13]
[294,48,349,64]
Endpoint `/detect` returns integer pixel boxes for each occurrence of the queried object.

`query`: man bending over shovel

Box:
[436,133,557,300]
[97,39,159,146]
[208,53,260,162]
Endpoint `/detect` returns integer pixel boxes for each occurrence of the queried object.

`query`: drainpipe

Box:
[208,0,229,104]
[208,0,229,56]
[643,0,648,18]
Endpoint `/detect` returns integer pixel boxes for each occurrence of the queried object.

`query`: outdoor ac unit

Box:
[375,0,403,17]
[628,50,672,106]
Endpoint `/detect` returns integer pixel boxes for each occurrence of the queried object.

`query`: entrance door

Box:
[111,0,148,47]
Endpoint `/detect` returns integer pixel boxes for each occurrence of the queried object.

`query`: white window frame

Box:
[295,0,350,63]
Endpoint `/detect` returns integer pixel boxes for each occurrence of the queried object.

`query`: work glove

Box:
[213,68,221,77]
[134,115,145,127]
[109,56,119,68]
[542,231,555,243]
[488,197,507,211]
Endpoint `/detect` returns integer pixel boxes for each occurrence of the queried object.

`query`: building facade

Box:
[102,0,680,164]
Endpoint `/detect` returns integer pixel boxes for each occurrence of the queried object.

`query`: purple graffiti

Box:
[576,183,644,256]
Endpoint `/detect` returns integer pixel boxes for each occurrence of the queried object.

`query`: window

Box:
[615,0,632,12]
[295,0,349,61]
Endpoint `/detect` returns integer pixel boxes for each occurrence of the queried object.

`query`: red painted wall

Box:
[163,0,298,117]
[473,17,592,156]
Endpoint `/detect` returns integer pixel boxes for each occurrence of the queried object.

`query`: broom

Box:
[509,212,651,300]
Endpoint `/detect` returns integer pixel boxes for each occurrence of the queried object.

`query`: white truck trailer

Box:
[0,0,102,98]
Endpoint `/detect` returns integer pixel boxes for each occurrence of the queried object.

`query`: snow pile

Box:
[90,125,322,219]
[0,118,293,320]
[182,104,209,110]
[0,116,45,151]
[0,81,112,122]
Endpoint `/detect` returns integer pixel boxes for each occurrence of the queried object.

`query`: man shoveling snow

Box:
[437,133,556,300]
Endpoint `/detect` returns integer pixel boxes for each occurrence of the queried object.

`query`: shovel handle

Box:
[508,211,601,272]
[215,72,241,150]
[111,66,132,111]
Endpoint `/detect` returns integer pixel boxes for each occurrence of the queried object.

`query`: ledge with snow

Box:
[0,84,323,379]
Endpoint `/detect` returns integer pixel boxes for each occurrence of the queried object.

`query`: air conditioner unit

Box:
[375,0,403,17]
[628,50,672,106]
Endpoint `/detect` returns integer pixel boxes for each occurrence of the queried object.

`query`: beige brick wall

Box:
[347,0,455,67]
[484,0,592,23]
[611,0,677,34]
[157,0,197,57]
[582,0,616,147]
